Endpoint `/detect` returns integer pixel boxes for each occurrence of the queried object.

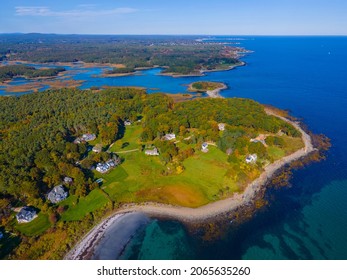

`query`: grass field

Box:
[103,133,236,207]
[110,125,142,152]
[65,121,305,212]
[16,213,51,236]
[60,189,111,221]
[282,136,305,154]
[268,146,286,160]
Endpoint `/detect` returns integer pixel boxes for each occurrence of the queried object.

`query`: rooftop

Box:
[47,185,68,203]
[145,147,159,156]
[16,207,37,223]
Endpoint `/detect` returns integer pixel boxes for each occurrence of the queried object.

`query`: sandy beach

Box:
[205,84,227,98]
[65,107,315,260]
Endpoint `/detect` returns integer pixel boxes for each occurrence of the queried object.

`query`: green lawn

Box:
[110,125,142,152]
[93,124,305,208]
[268,146,286,160]
[60,189,110,221]
[282,136,305,154]
[16,213,51,237]
[103,145,236,207]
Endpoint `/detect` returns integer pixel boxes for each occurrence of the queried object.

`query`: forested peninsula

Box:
[0,87,306,259]
[0,65,65,82]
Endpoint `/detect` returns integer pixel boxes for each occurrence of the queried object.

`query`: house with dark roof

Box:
[16,207,37,223]
[48,185,68,203]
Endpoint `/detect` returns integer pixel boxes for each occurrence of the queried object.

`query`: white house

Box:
[201,142,209,152]
[16,207,37,223]
[218,123,225,131]
[64,177,73,184]
[124,120,132,126]
[145,147,159,156]
[48,185,69,203]
[96,163,109,173]
[164,133,176,141]
[246,154,258,164]
[74,133,96,144]
[82,133,96,141]
[95,157,120,173]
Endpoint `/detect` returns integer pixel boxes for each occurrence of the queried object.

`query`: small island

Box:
[0,64,66,83]
[103,67,137,77]
[188,81,227,98]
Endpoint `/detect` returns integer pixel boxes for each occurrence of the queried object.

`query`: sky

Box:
[0,0,346,35]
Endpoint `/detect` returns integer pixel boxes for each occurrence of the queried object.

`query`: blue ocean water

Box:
[2,37,347,259]
[119,37,347,260]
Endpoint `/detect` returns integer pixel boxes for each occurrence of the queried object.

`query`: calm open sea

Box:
[2,36,347,259]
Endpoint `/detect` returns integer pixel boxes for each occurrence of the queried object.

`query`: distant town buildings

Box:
[246,154,258,164]
[218,123,225,131]
[145,147,159,156]
[74,133,96,144]
[163,133,176,141]
[47,185,69,203]
[16,207,37,223]
[124,120,132,126]
[96,157,121,173]
[201,142,209,152]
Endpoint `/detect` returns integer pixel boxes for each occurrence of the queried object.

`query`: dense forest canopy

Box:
[0,34,245,75]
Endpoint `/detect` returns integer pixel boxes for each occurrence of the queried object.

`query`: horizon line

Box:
[0,32,346,37]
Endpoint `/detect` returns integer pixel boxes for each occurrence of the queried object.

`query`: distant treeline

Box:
[0,65,65,82]
[0,34,243,75]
